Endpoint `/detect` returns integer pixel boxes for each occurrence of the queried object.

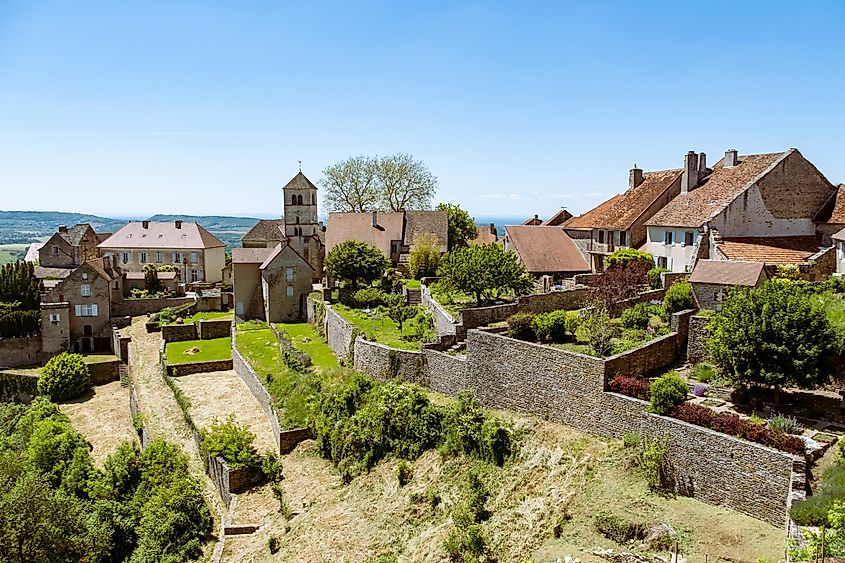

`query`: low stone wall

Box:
[687,315,710,365]
[113,296,195,318]
[353,339,426,384]
[517,287,594,314]
[420,285,456,337]
[161,323,198,343]
[280,428,315,454]
[604,333,679,379]
[0,371,39,402]
[112,328,131,364]
[0,336,49,369]
[423,349,469,396]
[167,359,234,377]
[458,303,518,335]
[199,319,232,340]
[129,384,151,448]
[205,453,257,507]
[609,288,666,316]
[324,305,356,360]
[88,359,121,384]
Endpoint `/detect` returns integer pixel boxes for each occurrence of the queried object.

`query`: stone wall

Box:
[516,287,594,314]
[279,428,315,454]
[129,384,151,448]
[161,323,198,342]
[423,349,469,396]
[324,305,356,360]
[420,285,456,337]
[609,288,666,316]
[353,339,426,384]
[167,359,234,376]
[113,296,195,318]
[0,336,49,369]
[604,333,679,379]
[0,371,39,402]
[88,359,121,384]
[687,315,710,365]
[199,319,232,340]
[112,328,131,364]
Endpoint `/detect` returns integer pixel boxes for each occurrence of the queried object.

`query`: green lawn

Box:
[83,354,118,364]
[235,323,284,379]
[276,322,339,370]
[165,337,232,364]
[183,311,233,323]
[402,279,421,289]
[332,303,431,351]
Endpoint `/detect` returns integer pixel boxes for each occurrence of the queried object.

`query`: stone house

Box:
[503,225,590,281]
[231,241,314,322]
[42,256,123,353]
[325,210,448,269]
[38,223,100,269]
[541,208,574,226]
[98,220,226,283]
[814,183,845,246]
[688,259,767,311]
[645,148,836,273]
[564,164,683,271]
[832,228,845,276]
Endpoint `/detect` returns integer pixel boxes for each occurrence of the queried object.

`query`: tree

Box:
[320,153,437,212]
[386,302,416,332]
[320,155,380,212]
[707,282,835,398]
[584,260,649,308]
[38,352,91,401]
[436,203,476,251]
[325,240,389,288]
[581,307,616,356]
[408,233,441,280]
[438,243,534,304]
[143,263,161,294]
[663,281,694,314]
[604,248,653,271]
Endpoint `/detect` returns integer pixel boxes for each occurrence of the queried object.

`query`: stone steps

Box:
[118,363,130,387]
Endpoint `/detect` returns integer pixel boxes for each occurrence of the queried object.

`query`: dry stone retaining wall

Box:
[324,305,356,360]
[167,359,234,376]
[687,315,710,365]
[199,319,232,340]
[0,336,50,369]
[420,285,456,337]
[161,323,198,342]
[88,359,121,384]
[423,349,470,396]
[353,339,426,384]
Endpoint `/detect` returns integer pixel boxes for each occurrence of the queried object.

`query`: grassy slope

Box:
[333,303,427,351]
[166,337,232,364]
[277,322,339,370]
[182,311,234,324]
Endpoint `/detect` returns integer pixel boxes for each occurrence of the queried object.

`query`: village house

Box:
[34,223,107,284]
[231,242,314,321]
[564,165,683,271]
[470,223,499,245]
[688,259,768,311]
[98,220,226,284]
[644,148,836,273]
[325,209,448,269]
[813,183,845,246]
[503,225,590,281]
[541,208,574,226]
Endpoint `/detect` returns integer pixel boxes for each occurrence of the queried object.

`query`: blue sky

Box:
[1,1,844,219]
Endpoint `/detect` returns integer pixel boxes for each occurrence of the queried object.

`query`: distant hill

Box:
[147,214,263,250]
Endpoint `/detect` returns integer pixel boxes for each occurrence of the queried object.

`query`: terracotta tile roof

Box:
[522,215,543,225]
[689,260,766,286]
[232,247,275,264]
[325,211,405,257]
[647,151,792,228]
[471,224,498,245]
[815,184,845,225]
[505,226,590,274]
[566,169,682,231]
[541,209,573,226]
[98,221,225,250]
[242,219,285,243]
[717,235,822,264]
[403,211,448,251]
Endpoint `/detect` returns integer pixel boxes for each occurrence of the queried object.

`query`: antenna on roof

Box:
[298,160,302,172]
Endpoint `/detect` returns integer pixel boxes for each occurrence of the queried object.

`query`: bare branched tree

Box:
[375,153,437,211]
[320,155,380,212]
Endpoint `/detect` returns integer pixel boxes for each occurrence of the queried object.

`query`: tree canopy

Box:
[320,153,437,212]
[438,243,534,304]
[436,203,476,250]
[707,281,835,392]
[605,248,653,271]
[408,233,441,280]
[325,240,389,288]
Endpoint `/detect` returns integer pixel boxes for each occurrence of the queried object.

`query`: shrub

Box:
[622,432,641,448]
[620,302,664,330]
[581,308,616,356]
[532,310,569,342]
[396,460,413,487]
[441,390,514,467]
[608,375,651,401]
[635,436,668,490]
[648,267,669,290]
[444,467,490,560]
[663,281,694,314]
[408,233,441,280]
[201,415,260,470]
[648,371,688,415]
[506,312,536,341]
[768,414,800,434]
[593,511,645,543]
[689,362,717,383]
[564,310,581,336]
[605,248,653,271]
[353,288,388,308]
[268,535,280,554]
[37,352,91,401]
[791,464,845,526]
[692,383,708,397]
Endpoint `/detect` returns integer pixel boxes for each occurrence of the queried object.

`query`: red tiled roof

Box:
[542,209,573,226]
[325,212,404,256]
[565,169,682,231]
[647,151,791,228]
[522,216,543,225]
[815,184,845,225]
[717,236,822,264]
[99,221,225,249]
[689,260,766,286]
[505,226,590,274]
[471,224,498,245]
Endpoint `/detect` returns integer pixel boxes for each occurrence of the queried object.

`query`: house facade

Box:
[688,259,767,311]
[38,223,100,269]
[98,220,226,283]
[645,149,836,272]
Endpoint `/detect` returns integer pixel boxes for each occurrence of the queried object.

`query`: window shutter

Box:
[92,304,98,316]
[75,305,81,316]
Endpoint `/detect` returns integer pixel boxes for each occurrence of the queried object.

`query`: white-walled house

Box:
[645,148,836,272]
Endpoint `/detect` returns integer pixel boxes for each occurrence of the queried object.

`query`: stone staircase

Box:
[118,363,130,387]
[406,288,422,306]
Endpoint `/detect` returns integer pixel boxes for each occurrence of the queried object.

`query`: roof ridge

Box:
[705,150,793,223]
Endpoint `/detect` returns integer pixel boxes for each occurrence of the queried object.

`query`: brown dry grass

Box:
[59,380,137,467]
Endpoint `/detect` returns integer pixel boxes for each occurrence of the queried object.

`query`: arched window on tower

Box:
[291,194,296,205]
[297,194,304,205]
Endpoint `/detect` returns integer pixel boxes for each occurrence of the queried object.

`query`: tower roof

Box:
[283,171,318,191]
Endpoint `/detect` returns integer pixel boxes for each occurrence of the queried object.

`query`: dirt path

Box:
[172,370,277,454]
[60,380,137,467]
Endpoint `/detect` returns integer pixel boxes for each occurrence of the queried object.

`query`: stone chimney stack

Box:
[724,149,738,168]
[698,152,707,173]
[58,225,68,233]
[142,220,149,229]
[175,220,182,229]
[629,164,644,190]
[681,151,704,195]
[371,211,378,228]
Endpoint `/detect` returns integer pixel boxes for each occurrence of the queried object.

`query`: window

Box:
[619,231,627,246]
[81,272,88,280]
[657,256,668,268]
[48,313,61,323]
[174,252,182,264]
[286,267,294,282]
[74,304,98,317]
[190,252,198,264]
[190,270,198,282]
[291,194,297,205]
[80,284,91,297]
[156,252,162,263]
[121,252,129,264]
[287,286,294,297]
[664,231,674,245]
[140,252,148,263]
[684,232,694,246]
[52,245,59,255]
[597,230,605,244]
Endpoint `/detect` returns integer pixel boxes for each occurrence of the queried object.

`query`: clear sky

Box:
[1,1,844,219]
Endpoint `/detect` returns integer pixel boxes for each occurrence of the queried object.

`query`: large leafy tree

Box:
[325,240,390,288]
[321,153,437,212]
[438,243,534,304]
[707,281,835,396]
[436,203,476,250]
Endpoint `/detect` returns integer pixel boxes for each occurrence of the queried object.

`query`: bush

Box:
[663,281,694,314]
[268,535,280,554]
[201,415,261,470]
[506,312,536,341]
[444,467,490,560]
[441,390,513,467]
[608,375,651,401]
[38,352,91,401]
[581,308,616,356]
[692,383,708,397]
[768,414,800,434]
[620,302,664,330]
[622,432,640,448]
[396,460,413,487]
[648,371,687,415]
[791,464,845,525]
[532,310,569,342]
[408,233,441,280]
[648,267,669,290]
[605,248,653,271]
[635,436,668,490]
[353,288,388,308]
[689,362,717,383]
[593,511,645,543]
[564,310,581,336]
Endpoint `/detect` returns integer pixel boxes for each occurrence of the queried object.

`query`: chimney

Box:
[58,225,68,233]
[681,151,703,195]
[724,149,738,168]
[371,211,378,228]
[629,164,644,190]
[698,152,707,172]
[142,220,149,229]
[175,220,182,229]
